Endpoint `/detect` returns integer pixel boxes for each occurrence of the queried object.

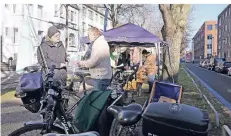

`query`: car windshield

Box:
[216,58,225,63]
[224,62,231,67]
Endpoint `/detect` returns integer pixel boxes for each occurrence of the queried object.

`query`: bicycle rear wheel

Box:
[9,124,65,136]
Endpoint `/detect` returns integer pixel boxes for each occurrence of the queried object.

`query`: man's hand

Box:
[77,61,84,67]
[60,63,66,68]
[124,65,129,70]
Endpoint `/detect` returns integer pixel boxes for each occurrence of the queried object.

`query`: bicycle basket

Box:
[16,72,43,113]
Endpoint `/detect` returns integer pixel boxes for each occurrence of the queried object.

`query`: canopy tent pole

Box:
[157,42,161,81]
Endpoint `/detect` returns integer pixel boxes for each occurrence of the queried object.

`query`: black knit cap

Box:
[47,26,60,38]
[142,49,150,55]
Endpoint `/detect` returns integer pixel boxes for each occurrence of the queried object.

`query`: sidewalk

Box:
[1,71,21,94]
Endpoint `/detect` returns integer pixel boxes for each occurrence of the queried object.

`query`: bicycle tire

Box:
[109,119,131,136]
[109,119,121,136]
[9,124,65,136]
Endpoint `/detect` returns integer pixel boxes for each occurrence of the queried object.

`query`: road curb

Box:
[184,66,231,111]
[183,66,220,126]
[182,67,203,98]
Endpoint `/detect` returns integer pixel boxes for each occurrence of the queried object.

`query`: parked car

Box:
[228,67,231,76]
[199,60,204,67]
[208,57,226,71]
[215,62,231,74]
[202,60,209,68]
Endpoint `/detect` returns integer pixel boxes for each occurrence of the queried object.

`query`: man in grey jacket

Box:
[37,26,68,86]
[78,27,112,91]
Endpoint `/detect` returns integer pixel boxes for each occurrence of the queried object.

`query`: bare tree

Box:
[180,7,195,56]
[93,4,148,28]
[120,5,153,27]
[143,5,163,38]
[159,4,191,82]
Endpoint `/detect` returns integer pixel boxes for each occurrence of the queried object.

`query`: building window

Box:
[38,31,43,41]
[218,41,221,49]
[5,27,9,37]
[100,16,104,25]
[54,4,58,17]
[207,54,212,58]
[224,38,228,44]
[207,44,212,49]
[225,24,228,31]
[37,5,43,19]
[60,5,64,18]
[229,7,231,16]
[215,24,218,29]
[226,10,228,17]
[219,17,222,26]
[82,22,86,34]
[74,11,77,22]
[68,10,71,20]
[13,28,18,44]
[207,34,212,39]
[207,25,212,30]
[95,13,98,22]
[229,22,231,32]
[83,7,86,17]
[13,4,16,13]
[219,30,221,38]
[69,33,75,47]
[21,5,24,14]
[71,11,74,21]
[28,4,33,16]
[88,10,93,20]
[229,7,230,16]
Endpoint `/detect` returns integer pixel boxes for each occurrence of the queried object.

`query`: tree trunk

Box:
[159,4,190,82]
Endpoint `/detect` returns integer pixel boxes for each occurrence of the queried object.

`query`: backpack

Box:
[72,90,112,132]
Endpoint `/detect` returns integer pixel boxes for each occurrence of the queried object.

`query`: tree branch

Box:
[159,4,173,30]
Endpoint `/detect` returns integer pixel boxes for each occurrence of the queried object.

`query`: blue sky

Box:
[189,4,228,48]
[191,4,228,35]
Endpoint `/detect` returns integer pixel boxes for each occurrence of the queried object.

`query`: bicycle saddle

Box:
[107,103,142,126]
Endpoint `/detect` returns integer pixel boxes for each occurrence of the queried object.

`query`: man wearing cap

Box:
[142,49,157,93]
[37,26,68,86]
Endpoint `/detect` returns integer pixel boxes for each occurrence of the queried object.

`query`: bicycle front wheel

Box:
[9,124,65,136]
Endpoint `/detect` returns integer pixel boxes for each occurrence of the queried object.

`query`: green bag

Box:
[72,90,112,132]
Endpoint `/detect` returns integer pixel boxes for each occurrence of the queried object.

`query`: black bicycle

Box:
[9,64,131,136]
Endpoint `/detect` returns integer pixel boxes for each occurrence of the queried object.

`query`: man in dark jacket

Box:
[37,26,68,86]
[117,48,130,70]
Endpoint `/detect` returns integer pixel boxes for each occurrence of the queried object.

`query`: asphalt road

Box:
[1,99,41,136]
[185,63,231,104]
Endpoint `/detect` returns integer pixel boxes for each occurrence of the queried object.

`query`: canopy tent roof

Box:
[80,23,163,47]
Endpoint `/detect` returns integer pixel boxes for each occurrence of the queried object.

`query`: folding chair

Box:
[148,81,182,104]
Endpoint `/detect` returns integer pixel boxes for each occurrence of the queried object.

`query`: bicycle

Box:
[107,98,210,136]
[9,65,123,136]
